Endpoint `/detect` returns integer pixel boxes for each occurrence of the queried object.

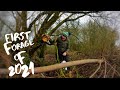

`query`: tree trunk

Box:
[11,11,28,62]
[38,44,46,59]
[16,13,21,32]
[21,11,27,32]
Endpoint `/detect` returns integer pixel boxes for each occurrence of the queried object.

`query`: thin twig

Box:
[112,65,116,78]
[40,73,46,78]
[97,70,104,78]
[106,61,120,76]
[106,64,114,77]
[11,11,17,20]
[104,60,107,78]
[27,11,36,20]
[89,62,102,78]
[0,18,15,32]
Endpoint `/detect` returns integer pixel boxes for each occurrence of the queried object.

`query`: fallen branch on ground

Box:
[106,61,120,76]
[89,61,102,78]
[0,59,104,75]
[104,60,107,78]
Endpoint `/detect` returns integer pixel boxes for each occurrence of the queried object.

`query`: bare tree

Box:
[26,11,100,58]
[0,11,100,60]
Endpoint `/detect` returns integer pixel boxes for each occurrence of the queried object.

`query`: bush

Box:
[59,20,118,58]
[77,21,118,58]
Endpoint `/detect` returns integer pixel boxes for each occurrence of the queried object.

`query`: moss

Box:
[0,40,4,50]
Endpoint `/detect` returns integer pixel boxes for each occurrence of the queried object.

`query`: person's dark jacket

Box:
[48,35,69,53]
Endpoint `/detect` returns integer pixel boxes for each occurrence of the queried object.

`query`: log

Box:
[0,59,104,75]
[34,59,104,73]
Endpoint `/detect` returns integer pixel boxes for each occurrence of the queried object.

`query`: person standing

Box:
[49,32,71,64]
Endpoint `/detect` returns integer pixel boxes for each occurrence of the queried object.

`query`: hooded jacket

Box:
[56,34,69,53]
[49,33,69,53]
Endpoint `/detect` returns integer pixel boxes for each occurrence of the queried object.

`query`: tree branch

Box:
[89,62,102,78]
[0,59,104,75]
[38,11,60,35]
[16,11,22,18]
[0,18,15,32]
[106,61,120,76]
[10,11,17,20]
[40,12,53,29]
[48,14,73,35]
[27,11,52,31]
[27,11,36,20]
[63,11,99,14]
[66,14,86,21]
[104,60,107,78]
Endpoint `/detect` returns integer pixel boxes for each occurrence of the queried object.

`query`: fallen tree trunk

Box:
[34,59,104,73]
[0,59,104,75]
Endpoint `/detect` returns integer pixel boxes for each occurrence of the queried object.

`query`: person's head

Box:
[60,32,71,41]
[61,35,67,41]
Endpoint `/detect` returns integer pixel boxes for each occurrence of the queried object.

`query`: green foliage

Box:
[46,45,56,54]
[22,52,31,65]
[58,20,118,58]
[78,21,118,57]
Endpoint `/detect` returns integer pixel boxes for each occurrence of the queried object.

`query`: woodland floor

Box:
[1,49,120,78]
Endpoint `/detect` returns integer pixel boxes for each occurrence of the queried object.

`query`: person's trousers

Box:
[56,51,69,62]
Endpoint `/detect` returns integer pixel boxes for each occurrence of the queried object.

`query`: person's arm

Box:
[46,39,55,45]
[62,42,69,56]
